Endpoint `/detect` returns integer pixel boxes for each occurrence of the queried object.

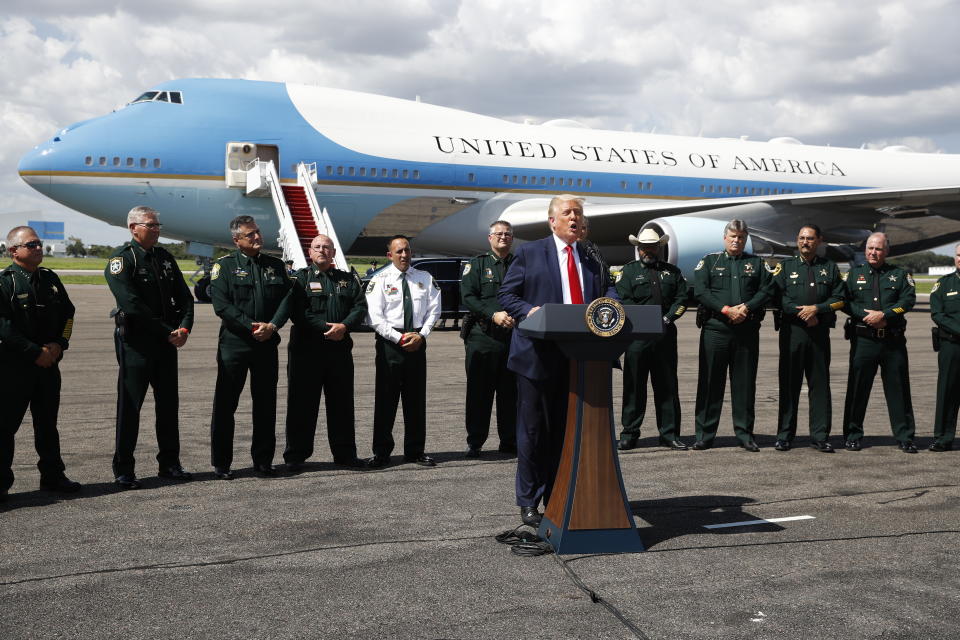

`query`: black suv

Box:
[362,257,470,322]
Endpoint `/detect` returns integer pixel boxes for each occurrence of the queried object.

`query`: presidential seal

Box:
[585,297,626,337]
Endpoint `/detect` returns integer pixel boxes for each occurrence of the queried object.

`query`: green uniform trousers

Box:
[620,324,682,441]
[464,329,516,450]
[210,337,279,469]
[0,363,66,491]
[372,335,427,458]
[777,323,832,442]
[933,339,960,447]
[695,322,760,445]
[284,340,357,463]
[842,335,915,442]
[113,333,181,477]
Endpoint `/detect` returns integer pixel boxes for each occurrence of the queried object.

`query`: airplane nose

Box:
[18,141,56,192]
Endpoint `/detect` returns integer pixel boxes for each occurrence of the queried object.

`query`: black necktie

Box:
[401,272,413,332]
[805,263,817,305]
[872,268,881,309]
[648,265,663,308]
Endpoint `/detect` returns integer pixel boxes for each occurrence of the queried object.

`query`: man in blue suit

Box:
[498,194,617,527]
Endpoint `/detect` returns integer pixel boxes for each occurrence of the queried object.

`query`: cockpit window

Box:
[129,90,183,105]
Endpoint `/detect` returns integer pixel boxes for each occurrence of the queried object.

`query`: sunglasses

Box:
[13,240,43,250]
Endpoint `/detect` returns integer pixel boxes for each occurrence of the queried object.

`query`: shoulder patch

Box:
[931,281,940,294]
[462,263,472,276]
[614,271,623,283]
[770,263,782,276]
[109,257,124,275]
[366,280,375,294]
[432,277,440,290]
[841,272,849,281]
[906,273,915,287]
[211,263,221,281]
[695,259,704,271]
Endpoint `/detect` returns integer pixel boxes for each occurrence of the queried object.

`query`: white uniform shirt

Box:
[365,263,442,343]
[552,234,584,304]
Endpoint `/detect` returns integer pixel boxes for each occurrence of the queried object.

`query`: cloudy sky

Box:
[3,0,960,246]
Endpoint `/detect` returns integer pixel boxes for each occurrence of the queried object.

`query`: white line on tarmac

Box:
[704,515,815,529]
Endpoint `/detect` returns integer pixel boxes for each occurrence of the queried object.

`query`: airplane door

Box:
[225,142,280,187]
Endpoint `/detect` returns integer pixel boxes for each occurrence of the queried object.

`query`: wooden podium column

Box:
[539,360,644,554]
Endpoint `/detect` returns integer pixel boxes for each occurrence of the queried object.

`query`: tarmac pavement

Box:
[2,285,959,639]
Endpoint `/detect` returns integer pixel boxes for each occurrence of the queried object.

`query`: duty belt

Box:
[853,324,904,339]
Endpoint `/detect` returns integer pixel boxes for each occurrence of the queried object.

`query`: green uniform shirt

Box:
[0,263,74,363]
[694,251,774,314]
[615,259,687,323]
[460,251,514,320]
[106,241,194,340]
[772,255,846,320]
[843,262,915,328]
[931,270,960,336]
[210,250,292,342]
[289,265,367,335]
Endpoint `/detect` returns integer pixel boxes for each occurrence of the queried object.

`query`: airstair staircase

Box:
[244,159,349,271]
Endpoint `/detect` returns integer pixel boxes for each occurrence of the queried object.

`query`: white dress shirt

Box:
[365,263,442,343]
[552,234,584,304]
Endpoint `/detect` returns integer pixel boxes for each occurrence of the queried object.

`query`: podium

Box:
[518,300,663,554]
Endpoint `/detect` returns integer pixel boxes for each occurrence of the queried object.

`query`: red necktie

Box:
[566,245,584,304]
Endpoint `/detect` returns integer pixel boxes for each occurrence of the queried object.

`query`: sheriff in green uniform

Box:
[0,226,80,499]
[841,231,917,452]
[771,224,846,452]
[927,243,960,452]
[693,219,774,451]
[210,215,293,478]
[284,234,367,471]
[460,220,517,458]
[616,228,688,451]
[106,206,194,489]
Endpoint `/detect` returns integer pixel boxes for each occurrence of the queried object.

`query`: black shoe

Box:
[810,440,835,453]
[115,474,140,490]
[405,454,436,467]
[618,436,639,451]
[692,440,711,450]
[285,462,304,474]
[333,457,366,468]
[520,506,542,527]
[774,440,791,451]
[740,440,760,452]
[214,467,234,480]
[845,440,861,451]
[660,439,689,451]
[40,475,82,493]
[158,466,193,481]
[497,443,517,454]
[254,463,277,477]
[898,440,918,454]
[465,447,481,459]
[0,488,7,502]
[928,442,952,452]
[366,455,391,469]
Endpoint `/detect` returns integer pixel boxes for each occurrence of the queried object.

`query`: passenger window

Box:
[413,169,420,179]
[126,157,134,167]
[84,156,92,165]
[113,157,120,166]
[348,167,355,176]
[140,158,147,168]
[359,167,366,176]
[153,158,161,168]
[403,169,409,179]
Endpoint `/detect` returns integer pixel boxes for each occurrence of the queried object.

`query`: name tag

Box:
[948,291,958,297]
[309,282,323,292]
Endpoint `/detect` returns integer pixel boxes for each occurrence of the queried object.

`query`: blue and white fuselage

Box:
[18,78,960,270]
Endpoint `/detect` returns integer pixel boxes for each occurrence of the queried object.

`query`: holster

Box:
[110,307,126,338]
[933,326,942,352]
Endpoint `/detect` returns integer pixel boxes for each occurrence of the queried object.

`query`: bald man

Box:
[284,235,367,471]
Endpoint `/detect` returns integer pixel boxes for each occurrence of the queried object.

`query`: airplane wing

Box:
[503,185,960,263]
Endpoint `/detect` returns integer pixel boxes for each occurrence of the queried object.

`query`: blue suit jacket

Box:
[498,235,617,380]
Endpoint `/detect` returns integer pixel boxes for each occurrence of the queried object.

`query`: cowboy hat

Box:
[628,228,669,246]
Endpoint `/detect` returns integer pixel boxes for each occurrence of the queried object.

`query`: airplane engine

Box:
[638,217,753,277]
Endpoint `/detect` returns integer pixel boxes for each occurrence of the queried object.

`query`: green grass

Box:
[58,275,197,286]
[0,257,200,272]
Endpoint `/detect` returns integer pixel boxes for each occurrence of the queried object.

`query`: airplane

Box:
[17,77,960,277]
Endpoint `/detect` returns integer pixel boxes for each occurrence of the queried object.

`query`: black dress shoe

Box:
[740,440,760,452]
[284,462,304,474]
[660,439,689,451]
[405,454,436,467]
[692,440,711,450]
[158,466,193,481]
[497,443,517,454]
[333,457,366,468]
[520,506,542,527]
[214,467,234,480]
[774,440,791,451]
[465,447,481,459]
[897,440,918,454]
[115,474,141,490]
[254,463,277,476]
[0,488,7,502]
[845,440,861,451]
[40,475,82,493]
[810,440,835,453]
[618,436,639,451]
[928,442,952,452]
[366,455,391,469]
